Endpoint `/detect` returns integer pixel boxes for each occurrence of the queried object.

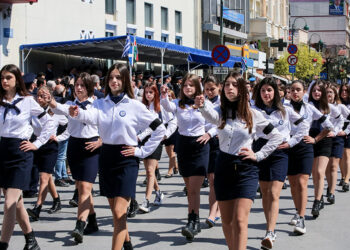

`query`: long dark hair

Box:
[254,77,286,118]
[104,63,134,98]
[178,73,202,109]
[75,72,94,97]
[308,80,330,114]
[339,83,350,104]
[0,64,29,103]
[219,73,253,133]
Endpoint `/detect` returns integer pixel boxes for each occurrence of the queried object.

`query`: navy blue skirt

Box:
[252,138,288,182]
[287,141,314,176]
[214,151,259,201]
[208,136,220,174]
[67,136,100,183]
[344,136,350,149]
[176,134,209,177]
[34,140,58,174]
[0,137,33,190]
[163,128,178,147]
[310,128,332,157]
[331,136,345,158]
[140,135,163,160]
[98,144,139,199]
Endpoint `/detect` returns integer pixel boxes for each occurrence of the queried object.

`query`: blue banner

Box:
[223,7,245,25]
[329,0,344,15]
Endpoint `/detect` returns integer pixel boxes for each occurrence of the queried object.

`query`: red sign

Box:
[287,44,298,54]
[211,45,230,64]
[287,55,298,65]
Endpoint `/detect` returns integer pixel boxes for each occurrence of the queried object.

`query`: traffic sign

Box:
[211,45,230,64]
[287,44,298,54]
[287,55,298,65]
[213,67,229,74]
[289,66,296,73]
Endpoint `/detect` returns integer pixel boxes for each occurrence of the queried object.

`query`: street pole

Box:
[220,0,223,45]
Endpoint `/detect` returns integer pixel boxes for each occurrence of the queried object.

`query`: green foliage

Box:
[274,45,323,80]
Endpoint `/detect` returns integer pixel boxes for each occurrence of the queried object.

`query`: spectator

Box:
[91,74,104,99]
[45,62,54,80]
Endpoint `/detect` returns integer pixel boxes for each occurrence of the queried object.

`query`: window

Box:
[145,31,153,39]
[175,11,182,33]
[161,34,168,42]
[105,0,115,14]
[126,0,135,24]
[145,3,153,28]
[175,36,182,45]
[105,32,114,37]
[127,27,136,36]
[161,7,168,30]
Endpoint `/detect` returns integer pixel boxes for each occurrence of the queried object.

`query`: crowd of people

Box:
[0,62,349,250]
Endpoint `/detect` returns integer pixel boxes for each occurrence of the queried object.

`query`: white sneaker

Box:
[154,190,164,206]
[294,217,306,235]
[261,231,276,249]
[290,213,300,225]
[139,199,150,213]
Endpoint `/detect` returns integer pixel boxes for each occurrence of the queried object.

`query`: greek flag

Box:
[122,35,133,66]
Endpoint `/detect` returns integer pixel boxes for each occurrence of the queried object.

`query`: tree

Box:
[275,45,323,80]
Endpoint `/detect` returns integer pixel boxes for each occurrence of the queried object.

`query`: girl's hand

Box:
[121,146,136,157]
[327,131,335,138]
[303,135,316,144]
[278,142,290,149]
[196,133,211,144]
[160,85,168,99]
[195,95,205,108]
[238,147,257,161]
[337,131,346,137]
[19,141,37,152]
[69,105,79,117]
[85,138,102,152]
[49,135,58,142]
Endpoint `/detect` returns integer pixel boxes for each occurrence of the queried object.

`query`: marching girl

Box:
[339,83,350,192]
[163,89,179,178]
[286,80,333,234]
[58,63,165,250]
[26,86,69,221]
[307,80,343,218]
[137,83,177,213]
[195,73,282,250]
[0,64,54,250]
[252,77,308,249]
[48,73,102,243]
[160,73,209,241]
[325,84,349,203]
[202,75,221,228]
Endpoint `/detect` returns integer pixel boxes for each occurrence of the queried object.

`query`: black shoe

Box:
[0,242,8,250]
[71,220,86,243]
[48,196,61,214]
[181,211,196,241]
[201,178,209,188]
[127,199,139,218]
[155,168,162,181]
[27,205,42,221]
[55,179,69,187]
[143,178,147,185]
[174,168,179,175]
[23,192,38,199]
[320,195,324,210]
[327,193,335,204]
[338,178,345,186]
[193,212,201,235]
[84,213,99,235]
[64,177,75,185]
[23,231,40,250]
[123,240,133,250]
[311,200,321,218]
[282,182,288,189]
[69,189,79,207]
[326,187,330,197]
[343,183,350,192]
[183,186,188,196]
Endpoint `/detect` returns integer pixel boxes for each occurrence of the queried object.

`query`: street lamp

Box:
[308,33,323,52]
[291,17,309,45]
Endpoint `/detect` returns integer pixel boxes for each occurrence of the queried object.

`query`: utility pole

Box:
[220,0,223,45]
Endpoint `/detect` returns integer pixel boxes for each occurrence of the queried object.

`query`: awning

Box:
[20,35,253,69]
[272,74,291,84]
[1,0,38,3]
[253,72,264,80]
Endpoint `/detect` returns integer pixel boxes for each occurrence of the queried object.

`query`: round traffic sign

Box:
[287,55,298,65]
[287,44,298,54]
[211,45,230,64]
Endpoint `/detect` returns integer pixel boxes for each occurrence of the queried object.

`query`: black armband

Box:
[318,115,326,123]
[294,117,304,126]
[37,111,46,119]
[335,114,341,119]
[149,118,162,131]
[263,123,274,135]
[347,114,350,120]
